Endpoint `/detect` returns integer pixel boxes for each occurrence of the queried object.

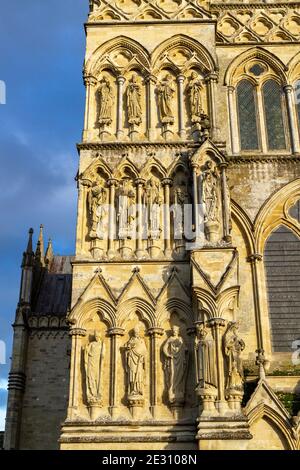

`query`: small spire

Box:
[35,224,45,267]
[21,228,34,268]
[45,238,53,267]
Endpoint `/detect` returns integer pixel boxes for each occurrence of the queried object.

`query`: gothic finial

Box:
[21,228,34,268]
[132,267,140,274]
[35,225,45,267]
[45,238,53,267]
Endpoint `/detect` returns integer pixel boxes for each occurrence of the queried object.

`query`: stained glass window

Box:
[262,80,287,151]
[249,63,266,77]
[237,80,259,151]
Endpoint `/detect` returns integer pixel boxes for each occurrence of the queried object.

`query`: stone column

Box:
[162,178,173,257]
[108,327,125,419]
[228,86,240,155]
[206,73,218,140]
[68,328,86,420]
[146,75,156,140]
[220,163,232,243]
[83,75,97,141]
[247,254,264,355]
[116,76,125,140]
[135,178,146,259]
[192,163,200,241]
[148,327,164,418]
[284,84,300,155]
[107,178,118,259]
[208,318,227,414]
[177,74,186,139]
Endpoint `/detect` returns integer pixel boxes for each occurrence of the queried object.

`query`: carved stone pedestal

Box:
[128,395,144,419]
[119,244,133,259]
[205,220,220,243]
[196,416,252,450]
[88,401,102,421]
[196,386,218,416]
[90,241,105,260]
[148,244,161,259]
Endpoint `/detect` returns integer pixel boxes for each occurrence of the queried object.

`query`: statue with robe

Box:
[98,77,113,126]
[223,322,245,391]
[146,178,162,239]
[202,162,219,223]
[125,326,147,398]
[195,323,217,391]
[188,71,203,124]
[162,326,188,405]
[88,180,107,239]
[117,179,136,239]
[157,74,175,125]
[127,73,142,126]
[84,331,105,404]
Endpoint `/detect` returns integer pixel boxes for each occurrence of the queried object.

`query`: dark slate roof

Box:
[33,255,73,316]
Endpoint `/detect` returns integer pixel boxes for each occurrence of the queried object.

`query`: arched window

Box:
[264,225,300,352]
[233,62,289,154]
[262,80,287,151]
[237,80,259,151]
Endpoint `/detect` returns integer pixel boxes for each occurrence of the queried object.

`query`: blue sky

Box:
[0,1,88,430]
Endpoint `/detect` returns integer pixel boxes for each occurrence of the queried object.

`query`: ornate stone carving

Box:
[126,73,142,126]
[201,161,220,242]
[195,323,217,393]
[188,71,203,125]
[98,77,113,127]
[223,322,245,393]
[88,180,108,239]
[125,326,147,403]
[117,178,136,239]
[162,326,188,406]
[157,74,175,125]
[84,331,105,406]
[146,177,162,239]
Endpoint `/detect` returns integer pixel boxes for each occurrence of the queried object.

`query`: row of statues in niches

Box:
[96,70,210,140]
[83,322,245,419]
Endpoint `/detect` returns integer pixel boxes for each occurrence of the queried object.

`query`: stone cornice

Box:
[211,2,300,10]
[77,141,195,152]
[227,154,300,165]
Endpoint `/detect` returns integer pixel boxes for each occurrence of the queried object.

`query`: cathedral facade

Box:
[4,0,300,450]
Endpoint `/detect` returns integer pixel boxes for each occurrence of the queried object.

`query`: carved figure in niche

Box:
[157,74,175,125]
[84,331,105,404]
[125,326,147,398]
[223,322,245,391]
[127,73,142,126]
[188,71,203,124]
[117,178,136,239]
[195,323,217,391]
[202,162,219,224]
[88,177,107,239]
[98,77,113,126]
[174,183,190,238]
[162,326,188,405]
[146,178,162,239]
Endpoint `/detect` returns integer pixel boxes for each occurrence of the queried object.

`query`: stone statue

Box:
[157,74,175,125]
[188,71,203,124]
[127,73,142,126]
[84,331,105,404]
[146,178,162,239]
[223,322,245,391]
[195,323,217,391]
[125,326,147,398]
[174,184,190,238]
[162,326,188,405]
[88,180,107,239]
[118,179,136,239]
[202,162,219,223]
[98,77,113,126]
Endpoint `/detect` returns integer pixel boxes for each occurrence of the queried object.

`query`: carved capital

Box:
[177,74,185,84]
[228,86,235,94]
[135,178,146,187]
[284,84,293,94]
[247,253,263,263]
[145,74,157,85]
[161,178,173,187]
[69,328,87,337]
[148,327,164,338]
[108,327,125,337]
[208,318,226,329]
[117,76,126,85]
[107,178,119,188]
[84,74,97,87]
[205,72,218,83]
